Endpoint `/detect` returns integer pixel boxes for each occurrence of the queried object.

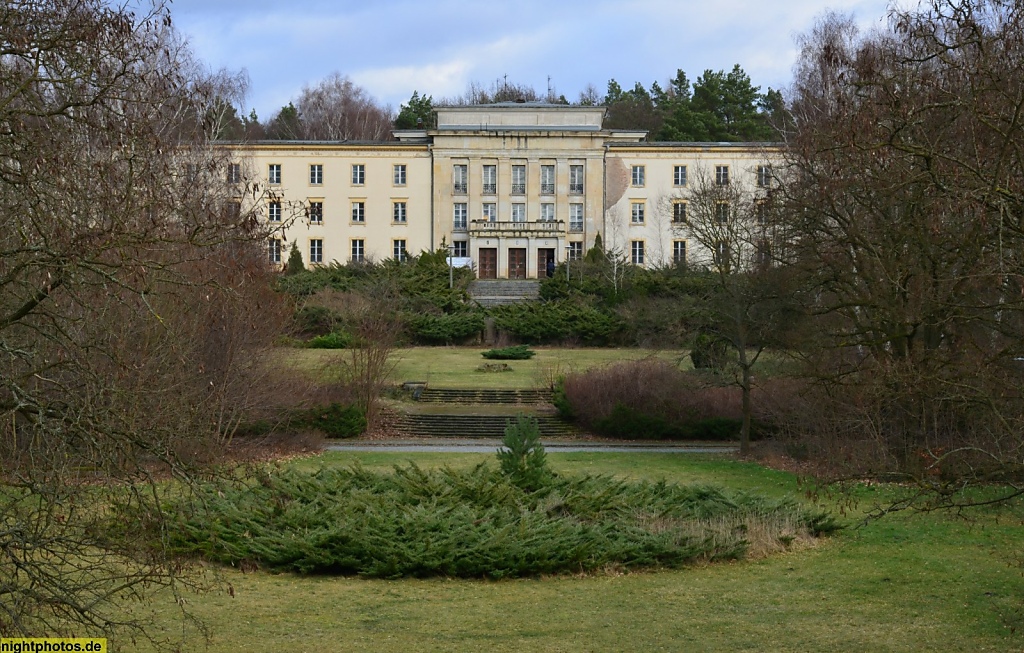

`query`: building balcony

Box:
[469,219,565,236]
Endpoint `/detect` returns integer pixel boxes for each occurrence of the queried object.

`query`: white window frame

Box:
[310,239,323,264]
[673,165,687,187]
[482,202,496,222]
[569,203,583,232]
[309,200,323,224]
[351,164,365,185]
[394,164,407,186]
[228,163,241,184]
[351,239,364,262]
[673,201,687,225]
[511,203,526,223]
[716,165,729,186]
[352,201,365,223]
[268,200,281,222]
[268,164,281,185]
[757,165,772,188]
[393,239,407,261]
[716,202,730,224]
[631,201,645,224]
[268,238,281,264]
[393,201,407,223]
[310,164,323,185]
[452,240,468,258]
[569,165,584,194]
[511,165,526,195]
[673,240,687,264]
[453,164,468,194]
[482,164,497,194]
[540,164,555,194]
[631,165,645,187]
[540,203,555,222]
[567,242,583,261]
[631,240,645,265]
[453,203,468,230]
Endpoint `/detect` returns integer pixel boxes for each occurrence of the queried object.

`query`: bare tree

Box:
[293,72,394,141]
[780,1,1024,502]
[0,0,284,643]
[679,165,796,455]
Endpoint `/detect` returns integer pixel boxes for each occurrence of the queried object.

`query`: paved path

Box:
[325,439,737,454]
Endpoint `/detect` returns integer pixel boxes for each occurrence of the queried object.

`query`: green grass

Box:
[285,346,685,389]
[137,452,1024,652]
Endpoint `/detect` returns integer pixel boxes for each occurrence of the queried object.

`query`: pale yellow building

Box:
[224,104,779,277]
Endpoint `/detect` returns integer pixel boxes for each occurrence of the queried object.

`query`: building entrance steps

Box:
[467,279,540,306]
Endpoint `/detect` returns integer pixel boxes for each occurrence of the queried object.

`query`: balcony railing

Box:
[482,183,496,194]
[453,219,468,231]
[469,219,565,235]
[453,182,467,194]
[569,220,584,233]
[540,183,554,194]
[511,182,525,194]
[569,183,583,194]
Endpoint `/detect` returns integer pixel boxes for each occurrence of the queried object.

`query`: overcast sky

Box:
[167,0,898,120]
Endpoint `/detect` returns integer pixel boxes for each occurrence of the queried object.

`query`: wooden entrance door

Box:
[538,248,555,278]
[508,248,527,279]
[478,248,497,279]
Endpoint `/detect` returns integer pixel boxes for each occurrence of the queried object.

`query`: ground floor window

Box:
[631,240,645,265]
[351,239,364,262]
[452,240,468,257]
[268,238,281,264]
[673,240,686,264]
[393,239,407,261]
[309,239,323,264]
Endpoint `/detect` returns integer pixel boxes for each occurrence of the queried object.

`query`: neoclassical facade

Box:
[226,104,780,278]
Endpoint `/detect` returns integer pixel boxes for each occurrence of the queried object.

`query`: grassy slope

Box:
[140,453,1023,652]
[286,346,683,389]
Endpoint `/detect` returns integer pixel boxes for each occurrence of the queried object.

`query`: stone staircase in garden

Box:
[467,279,540,307]
[416,388,551,405]
[396,412,577,438]
[394,385,577,438]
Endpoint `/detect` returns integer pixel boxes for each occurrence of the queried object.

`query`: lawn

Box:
[286,346,684,389]
[136,452,1024,653]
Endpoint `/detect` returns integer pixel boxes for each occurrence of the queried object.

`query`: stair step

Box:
[396,413,577,438]
[417,388,552,404]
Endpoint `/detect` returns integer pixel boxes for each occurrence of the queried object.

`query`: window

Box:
[351,164,365,185]
[268,164,281,185]
[268,238,281,264]
[394,164,407,186]
[757,201,769,225]
[541,164,555,194]
[511,165,526,194]
[482,202,496,222]
[715,165,729,186]
[540,203,555,222]
[569,204,583,232]
[567,242,583,261]
[631,165,645,187]
[393,239,408,261]
[673,240,687,264]
[511,203,526,223]
[672,201,687,224]
[223,201,241,222]
[570,165,584,194]
[453,164,467,194]
[309,200,323,224]
[631,240,645,265]
[482,164,496,194]
[352,201,365,223]
[268,200,281,222]
[453,203,468,230]
[756,240,772,267]
[350,239,364,262]
[714,241,730,267]
[310,239,323,264]
[393,201,407,223]
[228,163,241,184]
[310,164,322,185]
[452,240,468,258]
[631,201,645,224]
[673,165,687,187]
[716,202,730,223]
[757,165,772,188]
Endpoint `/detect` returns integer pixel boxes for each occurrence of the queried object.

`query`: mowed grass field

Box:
[287,346,684,389]
[137,452,1024,653]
